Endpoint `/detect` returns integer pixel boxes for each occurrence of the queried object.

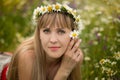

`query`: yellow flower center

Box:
[107,69,113,76]
[100,59,105,64]
[55,5,60,10]
[72,33,77,37]
[48,6,52,12]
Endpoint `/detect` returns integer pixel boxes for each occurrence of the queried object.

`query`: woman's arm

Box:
[18,50,34,80]
[54,39,83,80]
[54,66,68,80]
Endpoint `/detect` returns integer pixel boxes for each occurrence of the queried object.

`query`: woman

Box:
[7,3,84,80]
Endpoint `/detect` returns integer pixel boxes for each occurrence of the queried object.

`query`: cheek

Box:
[61,35,71,48]
[40,33,47,48]
[40,38,48,51]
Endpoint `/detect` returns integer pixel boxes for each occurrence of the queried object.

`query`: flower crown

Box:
[32,3,84,39]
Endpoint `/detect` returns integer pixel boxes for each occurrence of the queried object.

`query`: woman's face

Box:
[40,25,71,61]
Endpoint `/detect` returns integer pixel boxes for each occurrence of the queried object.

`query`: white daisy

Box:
[40,6,47,14]
[71,10,77,17]
[63,4,73,13]
[53,3,62,11]
[47,5,53,12]
[69,30,79,39]
[32,7,41,25]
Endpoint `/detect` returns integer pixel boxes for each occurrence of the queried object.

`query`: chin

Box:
[47,52,63,59]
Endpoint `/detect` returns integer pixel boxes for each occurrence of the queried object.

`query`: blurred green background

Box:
[0,0,120,80]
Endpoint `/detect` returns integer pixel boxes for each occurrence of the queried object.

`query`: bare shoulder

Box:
[18,50,34,80]
[18,50,35,69]
[18,50,34,62]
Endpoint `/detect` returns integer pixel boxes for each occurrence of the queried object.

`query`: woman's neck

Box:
[46,56,61,67]
[46,57,61,80]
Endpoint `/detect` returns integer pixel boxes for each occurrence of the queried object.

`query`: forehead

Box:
[42,26,70,30]
[39,12,73,29]
[44,23,67,29]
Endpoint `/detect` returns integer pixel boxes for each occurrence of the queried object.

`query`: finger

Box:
[71,39,81,53]
[71,51,80,64]
[76,49,80,56]
[67,39,75,51]
[76,49,84,63]
[73,49,79,58]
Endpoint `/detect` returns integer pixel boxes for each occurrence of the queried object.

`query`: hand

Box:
[60,39,83,76]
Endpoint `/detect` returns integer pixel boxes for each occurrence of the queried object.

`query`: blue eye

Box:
[43,29,50,34]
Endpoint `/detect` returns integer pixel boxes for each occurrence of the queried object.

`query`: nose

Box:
[50,33,58,44]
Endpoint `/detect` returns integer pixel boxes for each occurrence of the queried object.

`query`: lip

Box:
[49,46,60,51]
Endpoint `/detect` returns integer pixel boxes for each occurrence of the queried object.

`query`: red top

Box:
[1,64,8,80]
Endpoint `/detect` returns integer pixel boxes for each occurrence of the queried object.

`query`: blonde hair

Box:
[7,37,34,80]
[8,12,81,80]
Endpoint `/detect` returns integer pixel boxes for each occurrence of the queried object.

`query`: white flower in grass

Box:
[84,56,91,61]
[114,51,120,60]
[99,59,105,65]
[101,77,105,80]
[111,61,117,65]
[106,68,116,76]
[99,59,111,65]
[95,77,98,80]
[69,30,79,39]
[101,66,109,73]
[105,59,111,63]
